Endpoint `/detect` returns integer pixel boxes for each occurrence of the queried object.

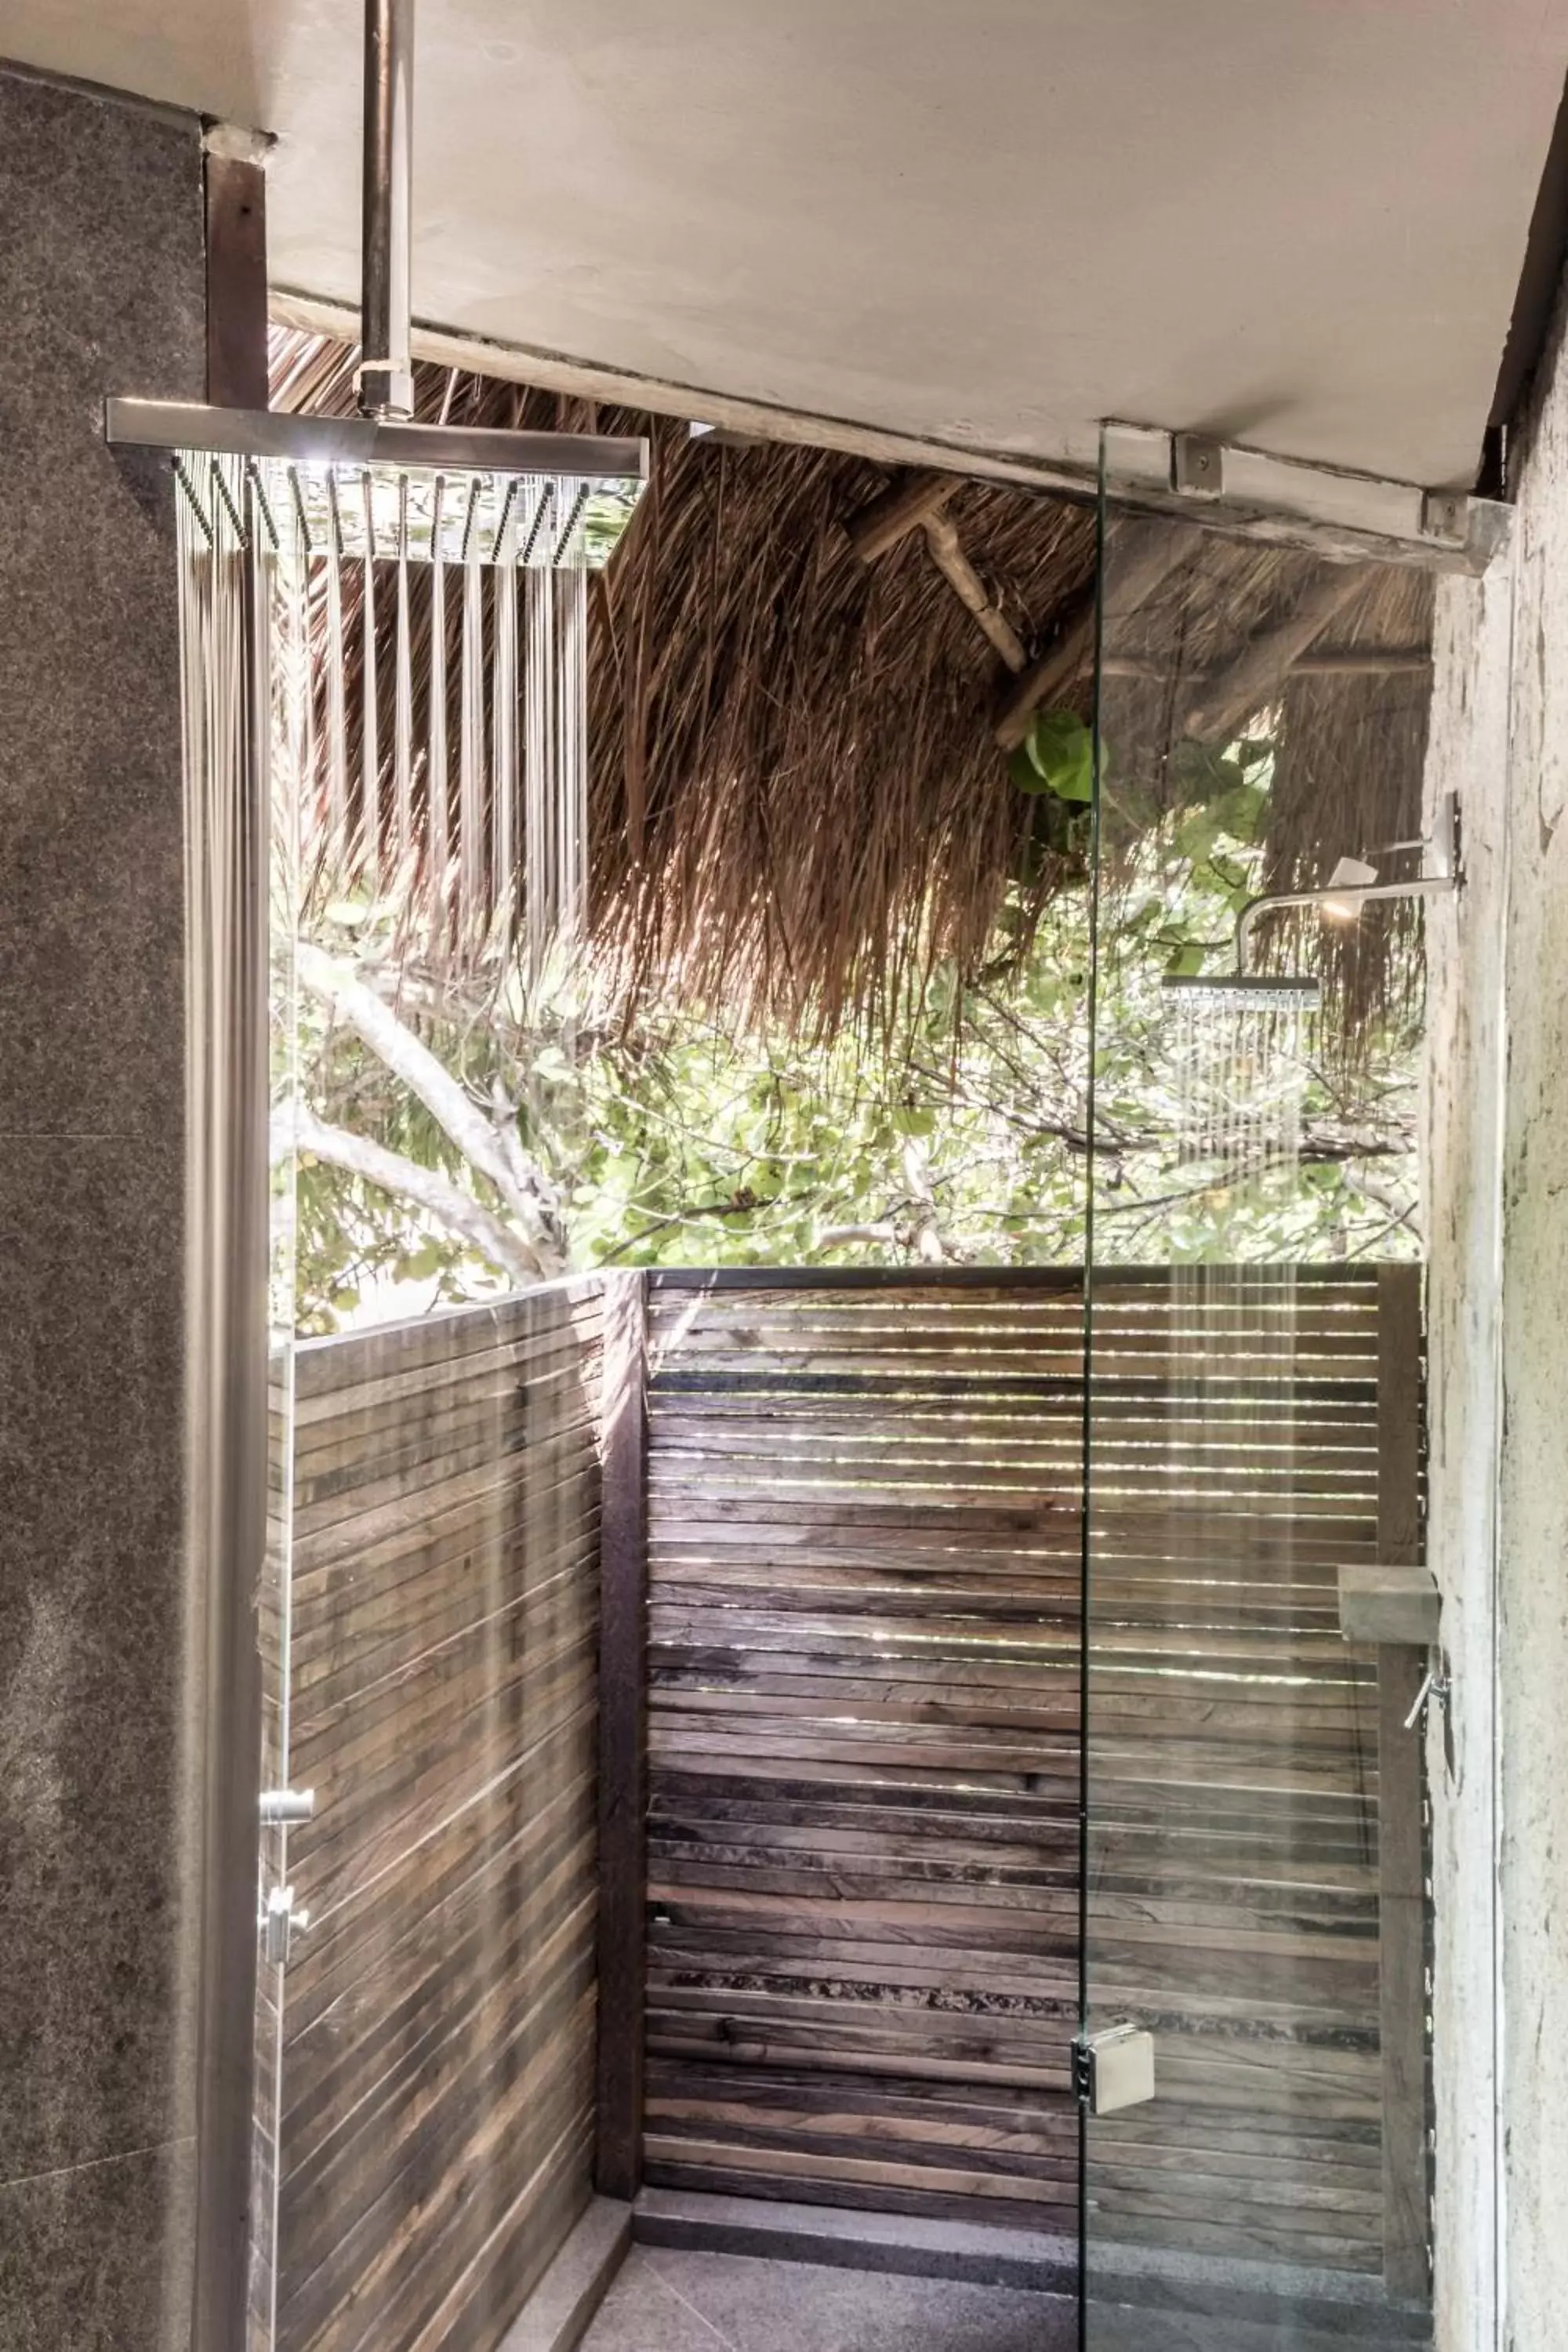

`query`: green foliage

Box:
[278,715,1421,1334]
[1009,710,1094,803]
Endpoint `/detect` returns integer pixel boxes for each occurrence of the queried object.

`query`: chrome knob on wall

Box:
[1404,1664,1452,1733]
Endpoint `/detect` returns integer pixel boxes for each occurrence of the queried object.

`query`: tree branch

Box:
[1342,1164,1421,1232]
[296,942,564,1268]
[285,1106,550,1287]
[817,1221,899,1250]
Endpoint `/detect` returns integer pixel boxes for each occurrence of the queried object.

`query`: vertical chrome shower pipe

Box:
[359,0,416,418]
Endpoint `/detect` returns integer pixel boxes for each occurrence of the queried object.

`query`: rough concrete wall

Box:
[1494,281,1568,2352]
[1422,550,1513,2352]
[1426,267,1568,2352]
[0,65,205,2352]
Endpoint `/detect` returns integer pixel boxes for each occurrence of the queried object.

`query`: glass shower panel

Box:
[1080,469,1436,2349]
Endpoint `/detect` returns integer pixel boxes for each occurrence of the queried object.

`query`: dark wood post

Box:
[595,1271,650,2200]
[1377,1263,1428,2301]
[204,137,270,409]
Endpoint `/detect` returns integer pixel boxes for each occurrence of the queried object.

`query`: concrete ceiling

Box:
[5,0,1567,487]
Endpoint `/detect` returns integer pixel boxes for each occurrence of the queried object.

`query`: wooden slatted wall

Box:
[640,1265,1422,2289]
[266,1281,605,2352]
[1083,1265,1406,2282]
[642,1274,1087,2234]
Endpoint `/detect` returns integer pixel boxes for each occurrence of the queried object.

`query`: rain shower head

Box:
[104,0,650,563]
[1160,971,1323,1013]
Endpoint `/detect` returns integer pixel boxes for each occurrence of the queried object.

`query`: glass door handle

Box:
[1074,2025,1156,2116]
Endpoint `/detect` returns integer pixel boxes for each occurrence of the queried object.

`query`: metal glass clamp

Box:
[1073,2024,1157,2115]
[1171,434,1225,498]
[259,1788,316,1825]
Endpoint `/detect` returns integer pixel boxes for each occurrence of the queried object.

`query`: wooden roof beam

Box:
[1182,568,1370,742]
[845,468,962,561]
[922,510,1027,673]
[994,526,1188,750]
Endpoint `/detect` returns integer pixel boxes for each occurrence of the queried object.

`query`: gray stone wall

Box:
[0,65,205,2352]
[1425,273,1568,2352]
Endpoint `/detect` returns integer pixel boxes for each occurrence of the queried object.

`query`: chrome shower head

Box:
[1160,971,1322,1013]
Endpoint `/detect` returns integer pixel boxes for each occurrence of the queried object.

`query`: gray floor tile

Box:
[581,2246,1073,2352]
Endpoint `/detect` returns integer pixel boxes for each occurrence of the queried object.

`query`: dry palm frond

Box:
[271,327,1096,1042]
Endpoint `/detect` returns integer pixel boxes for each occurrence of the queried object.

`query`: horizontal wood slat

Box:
[643,1268,1415,2291]
[1085,1265,1394,2281]
[645,1283,1083,2236]
[263,1287,605,2352]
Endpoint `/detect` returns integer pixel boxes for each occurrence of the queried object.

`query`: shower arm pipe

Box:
[360,0,416,419]
[107,0,652,481]
[1234,876,1458,974]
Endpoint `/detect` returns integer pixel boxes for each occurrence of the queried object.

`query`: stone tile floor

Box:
[579,2245,1073,2351]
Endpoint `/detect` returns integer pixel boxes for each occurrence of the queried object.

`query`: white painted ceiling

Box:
[6,0,1568,485]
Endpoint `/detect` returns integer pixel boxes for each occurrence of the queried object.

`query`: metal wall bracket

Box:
[1101,421,1510,575]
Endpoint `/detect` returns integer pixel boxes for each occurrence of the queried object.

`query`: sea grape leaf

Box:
[1026,710,1094,803]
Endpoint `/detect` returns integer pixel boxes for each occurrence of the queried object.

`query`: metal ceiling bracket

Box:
[1171,434,1225,498]
[110,0,650,511]
[1102,422,1510,575]
[1419,488,1471,546]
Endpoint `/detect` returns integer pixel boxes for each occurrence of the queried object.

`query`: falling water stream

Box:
[284,459,597,979]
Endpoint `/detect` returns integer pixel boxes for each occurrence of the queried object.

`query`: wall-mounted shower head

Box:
[1164,809,1461,1020]
[1160,971,1323,1012]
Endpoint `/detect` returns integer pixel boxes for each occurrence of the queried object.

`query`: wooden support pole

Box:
[844,468,961,562]
[595,1271,649,2202]
[204,137,270,409]
[1376,1262,1429,2303]
[1182,567,1369,742]
[922,510,1027,671]
[1289,648,1432,678]
[993,587,1094,747]
[994,523,1189,751]
[1102,647,1432,683]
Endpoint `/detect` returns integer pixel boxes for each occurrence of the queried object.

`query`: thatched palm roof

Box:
[272,330,1431,1045]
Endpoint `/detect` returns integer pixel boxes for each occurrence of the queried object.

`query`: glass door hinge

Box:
[261,1884,310,1967]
